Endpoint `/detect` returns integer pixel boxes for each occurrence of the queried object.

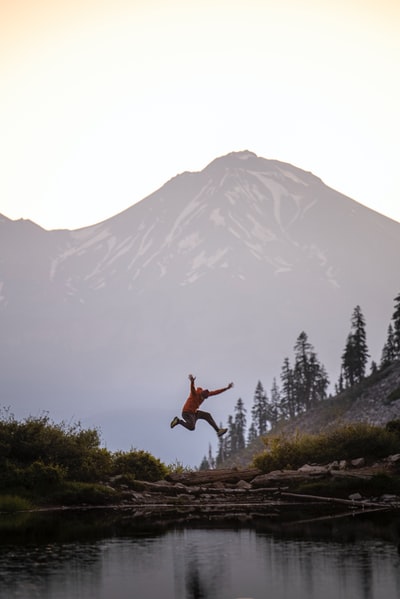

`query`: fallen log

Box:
[165,468,261,486]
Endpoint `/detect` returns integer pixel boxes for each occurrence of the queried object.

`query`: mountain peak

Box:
[2,151,400,466]
[205,150,260,171]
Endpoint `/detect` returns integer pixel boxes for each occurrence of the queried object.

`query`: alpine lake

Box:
[1,507,400,599]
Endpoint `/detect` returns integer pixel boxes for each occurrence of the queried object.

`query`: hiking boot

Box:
[217,428,228,437]
[170,416,179,429]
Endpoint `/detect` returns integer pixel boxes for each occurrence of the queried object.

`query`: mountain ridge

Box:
[1,151,400,466]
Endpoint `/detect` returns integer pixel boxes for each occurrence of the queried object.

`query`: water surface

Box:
[1,511,399,599]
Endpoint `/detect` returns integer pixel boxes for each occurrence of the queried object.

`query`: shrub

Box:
[295,473,400,499]
[253,423,400,473]
[386,419,400,437]
[0,409,113,483]
[112,449,167,481]
[24,461,67,489]
[50,482,117,506]
[0,495,31,513]
[167,460,194,474]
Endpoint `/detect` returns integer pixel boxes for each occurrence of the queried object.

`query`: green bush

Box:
[386,419,400,437]
[0,495,31,513]
[50,482,117,506]
[166,459,193,474]
[0,409,168,499]
[112,449,167,481]
[24,461,67,488]
[295,473,400,498]
[253,423,400,473]
[0,409,113,482]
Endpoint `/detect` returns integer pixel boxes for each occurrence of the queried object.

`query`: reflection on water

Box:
[0,511,400,599]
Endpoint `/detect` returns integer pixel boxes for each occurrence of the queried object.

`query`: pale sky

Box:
[1,0,399,230]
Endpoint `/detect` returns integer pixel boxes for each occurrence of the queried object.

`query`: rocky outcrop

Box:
[104,457,400,525]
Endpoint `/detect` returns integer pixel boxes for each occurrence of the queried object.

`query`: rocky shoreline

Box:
[46,456,400,527]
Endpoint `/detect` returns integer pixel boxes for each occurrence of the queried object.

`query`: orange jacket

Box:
[182,380,230,413]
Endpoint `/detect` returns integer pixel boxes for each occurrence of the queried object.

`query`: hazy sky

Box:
[1,0,399,230]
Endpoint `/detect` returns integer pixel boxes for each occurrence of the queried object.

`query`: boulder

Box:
[350,457,365,468]
[386,454,400,464]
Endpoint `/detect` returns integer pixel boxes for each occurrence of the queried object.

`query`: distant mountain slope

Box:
[276,361,400,437]
[1,151,400,466]
[222,361,400,468]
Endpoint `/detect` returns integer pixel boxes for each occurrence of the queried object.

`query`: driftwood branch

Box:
[281,491,388,509]
[284,506,391,526]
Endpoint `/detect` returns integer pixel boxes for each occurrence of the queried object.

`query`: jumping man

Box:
[170,374,234,437]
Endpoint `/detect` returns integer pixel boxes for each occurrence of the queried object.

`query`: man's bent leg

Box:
[179,411,196,431]
[195,410,219,432]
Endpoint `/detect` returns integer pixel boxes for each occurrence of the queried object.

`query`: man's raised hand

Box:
[228,382,234,389]
[188,374,196,383]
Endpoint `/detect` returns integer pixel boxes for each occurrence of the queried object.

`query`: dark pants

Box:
[179,410,219,432]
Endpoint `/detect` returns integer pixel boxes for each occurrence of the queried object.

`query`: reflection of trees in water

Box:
[255,522,400,599]
[185,560,208,599]
[172,530,229,599]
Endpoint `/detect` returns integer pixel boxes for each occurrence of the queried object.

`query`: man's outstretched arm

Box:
[208,382,234,397]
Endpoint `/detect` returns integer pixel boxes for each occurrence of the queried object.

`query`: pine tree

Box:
[226,414,236,456]
[247,422,258,445]
[335,367,344,394]
[341,306,369,386]
[293,331,313,413]
[391,292,400,359]
[342,333,357,387]
[251,381,269,435]
[216,421,228,466]
[381,323,396,367]
[280,357,295,419]
[292,331,329,412]
[199,455,210,470]
[269,378,280,426]
[234,398,247,451]
[208,443,215,469]
[352,305,370,380]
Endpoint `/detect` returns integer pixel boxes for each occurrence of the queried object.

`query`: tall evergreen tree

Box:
[251,381,269,435]
[335,367,345,395]
[292,331,329,412]
[208,443,215,469]
[293,331,313,413]
[391,292,400,359]
[234,398,247,451]
[280,357,295,419]
[341,306,369,386]
[216,421,228,466]
[381,323,396,367]
[247,422,258,445]
[226,414,237,456]
[199,455,210,470]
[269,378,280,426]
[341,333,357,387]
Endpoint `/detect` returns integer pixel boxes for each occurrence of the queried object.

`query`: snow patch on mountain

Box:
[275,167,309,185]
[165,182,212,245]
[210,208,225,226]
[178,232,202,251]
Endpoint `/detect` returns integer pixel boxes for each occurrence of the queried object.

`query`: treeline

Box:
[200,291,400,469]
